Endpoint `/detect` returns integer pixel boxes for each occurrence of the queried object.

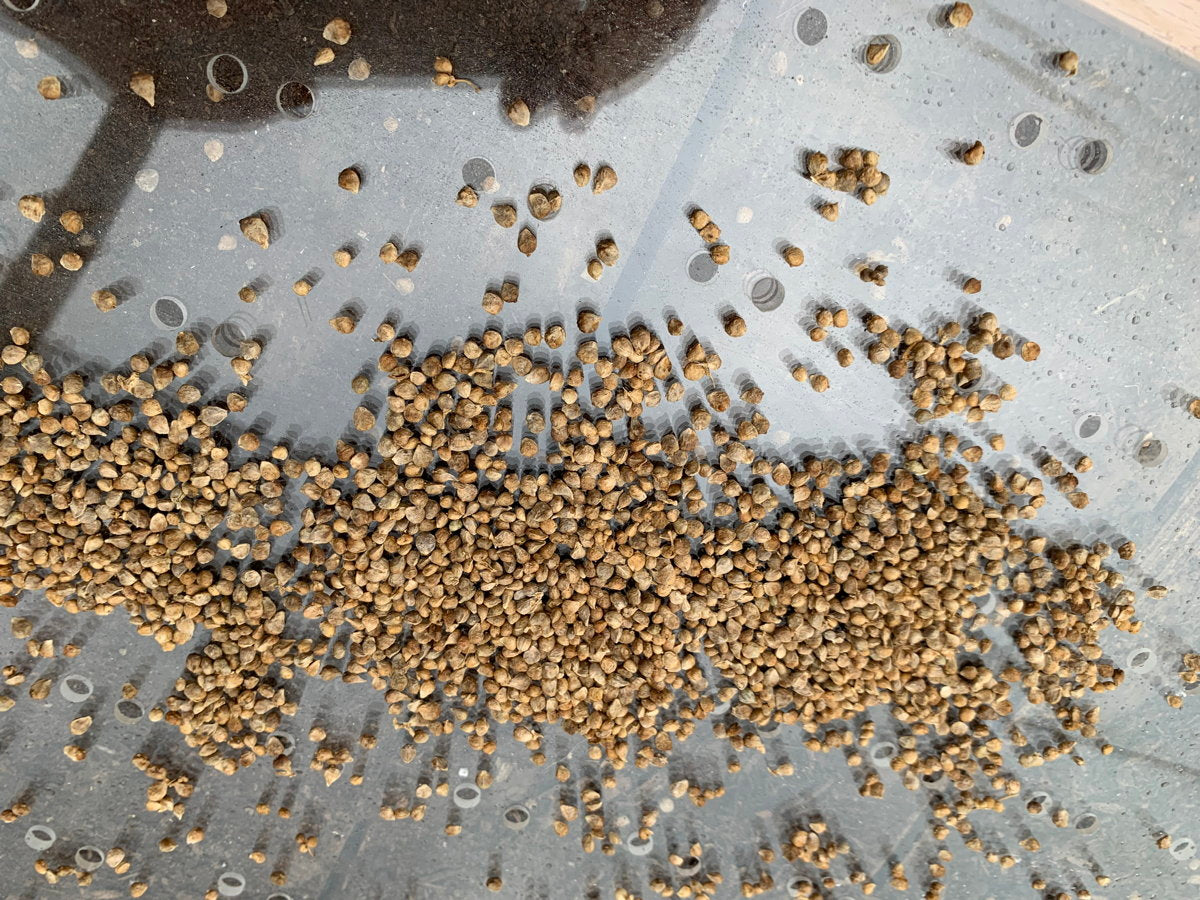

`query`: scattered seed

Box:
[347,58,371,81]
[333,249,353,268]
[30,254,53,277]
[338,167,361,193]
[59,252,83,272]
[91,289,117,311]
[963,277,982,294]
[592,166,618,195]
[962,141,985,165]
[492,205,517,228]
[573,164,591,187]
[457,186,478,208]
[709,244,730,265]
[837,348,853,367]
[314,47,335,66]
[518,227,537,256]
[507,99,531,127]
[330,316,356,334]
[59,210,83,234]
[1019,341,1040,362]
[18,195,45,223]
[129,72,155,106]
[397,249,420,271]
[596,238,619,266]
[1058,50,1080,76]
[947,2,973,27]
[37,76,62,100]
[819,203,839,222]
[791,364,808,382]
[239,215,270,249]
[783,246,805,267]
[292,279,312,297]
[586,259,603,280]
[724,314,747,338]
[699,222,721,243]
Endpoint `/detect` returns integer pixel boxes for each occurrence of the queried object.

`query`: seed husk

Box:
[592,165,618,195]
[239,215,270,249]
[492,205,517,228]
[37,76,62,100]
[338,167,361,193]
[129,72,155,106]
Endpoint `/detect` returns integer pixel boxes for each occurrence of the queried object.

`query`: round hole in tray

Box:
[1077,138,1112,175]
[150,296,187,330]
[75,846,104,871]
[1074,813,1099,833]
[625,831,653,855]
[1075,413,1104,440]
[869,741,895,762]
[212,320,247,357]
[1127,647,1155,673]
[503,805,530,828]
[794,8,827,45]
[207,53,249,95]
[217,872,246,897]
[746,274,785,311]
[25,825,56,850]
[115,698,145,723]
[60,674,94,702]
[1010,112,1043,148]
[2,0,40,11]
[687,250,719,285]
[462,157,497,193]
[1171,838,1197,861]
[276,81,315,118]
[453,783,481,808]
[864,35,901,74]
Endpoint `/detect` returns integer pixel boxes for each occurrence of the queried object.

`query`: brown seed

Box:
[30,254,53,277]
[457,186,478,208]
[963,277,982,294]
[1075,455,1093,473]
[129,72,155,106]
[481,292,502,315]
[833,308,849,328]
[574,164,591,187]
[1189,398,1200,419]
[819,203,839,222]
[1157,834,1172,849]
[1019,341,1041,362]
[528,189,559,220]
[507,99,531,127]
[91,289,117,312]
[837,348,853,367]
[18,195,45,223]
[586,259,603,280]
[1167,694,1183,709]
[865,43,889,66]
[518,227,537,256]
[338,167,361,193]
[323,17,352,44]
[487,876,503,892]
[396,249,420,271]
[330,316,356,334]
[379,242,400,264]
[292,279,311,297]
[947,2,973,27]
[596,238,619,266]
[187,827,205,845]
[29,677,52,700]
[348,58,371,81]
[59,252,83,272]
[175,331,200,355]
[699,222,722,243]
[500,281,519,304]
[783,246,805,267]
[592,166,618,195]
[724,314,747,338]
[333,249,353,267]
[791,365,808,382]
[59,210,83,234]
[962,141,985,165]
[69,716,92,735]
[353,407,376,431]
[314,47,335,66]
[860,188,878,205]
[806,152,828,177]
[811,374,830,392]
[492,205,517,228]
[1117,541,1136,559]
[809,327,826,342]
[1058,50,1080,76]
[37,76,63,100]
[709,244,730,265]
[689,208,711,229]
[578,310,601,333]
[351,374,371,394]
[239,215,270,249]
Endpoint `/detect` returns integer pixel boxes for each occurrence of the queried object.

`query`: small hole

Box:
[677,854,700,872]
[217,872,247,897]
[1127,648,1155,672]
[206,54,249,95]
[150,296,187,330]
[75,846,104,870]
[456,786,479,800]
[212,321,247,358]
[747,275,785,312]
[1135,437,1167,467]
[1078,139,1112,175]
[462,158,497,193]
[1171,838,1197,861]
[504,807,528,824]
[626,832,653,855]
[2,0,40,11]
[1075,813,1098,831]
[794,8,827,45]
[687,251,719,284]
[115,698,145,723]
[869,742,895,762]
[61,675,94,701]
[1076,414,1103,439]
[26,825,56,849]
[1011,113,1043,148]
[276,82,315,119]
[864,35,901,74]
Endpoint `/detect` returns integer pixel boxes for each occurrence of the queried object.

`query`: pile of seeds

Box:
[0,303,1154,884]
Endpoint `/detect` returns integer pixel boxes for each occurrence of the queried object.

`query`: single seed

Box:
[1019,341,1040,362]
[507,99,531,127]
[129,72,155,106]
[819,203,839,222]
[38,75,63,100]
[59,210,83,234]
[333,249,353,267]
[947,2,973,27]
[18,195,45,223]
[492,205,517,228]
[709,245,730,265]
[699,222,721,243]
[689,209,711,229]
[791,364,808,382]
[314,47,335,66]
[963,141,985,165]
[578,310,601,333]
[861,187,878,205]
[330,316,356,334]
[837,348,853,367]
[963,277,982,294]
[456,186,478,208]
[30,254,53,277]
[353,407,376,431]
[724,314,747,338]
[323,17,352,44]
[379,242,400,264]
[292,280,311,296]
[783,246,805,267]
[592,166,618,195]
[1058,50,1080,76]
[338,168,362,193]
[574,164,591,187]
[596,238,619,266]
[91,290,117,312]
[60,252,83,272]
[865,43,889,66]
[518,227,537,256]
[396,249,420,271]
[811,373,830,392]
[586,259,603,280]
[348,58,371,81]
[239,215,270,249]
[351,374,370,394]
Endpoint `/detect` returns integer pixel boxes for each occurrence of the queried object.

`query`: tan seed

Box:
[709,244,730,265]
[963,141,985,165]
[30,254,53,277]
[59,210,83,234]
[353,407,376,431]
[338,167,361,193]
[573,164,591,187]
[314,47,335,66]
[783,246,804,267]
[18,195,45,223]
[330,316,356,334]
[91,289,117,312]
[947,2,973,27]
[129,72,155,106]
[492,205,517,228]
[323,17,352,44]
[518,227,537,256]
[239,215,270,249]
[37,76,62,100]
[1058,50,1080,76]
[592,165,618,194]
[507,99,531,127]
[456,186,478,208]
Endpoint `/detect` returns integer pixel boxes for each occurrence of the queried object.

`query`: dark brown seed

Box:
[596,239,619,266]
[492,205,517,228]
[963,277,982,294]
[338,167,361,193]
[518,227,537,256]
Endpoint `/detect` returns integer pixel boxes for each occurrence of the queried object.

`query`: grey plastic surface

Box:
[0,1,1199,898]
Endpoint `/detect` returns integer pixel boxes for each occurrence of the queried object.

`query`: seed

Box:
[574,164,591,187]
[596,238,619,266]
[865,43,889,66]
[57,209,83,234]
[348,58,371,81]
[1118,541,1136,559]
[507,99,531,127]
[724,314,747,338]
[30,254,53,277]
[351,374,371,395]
[129,72,155,106]
[314,47,335,65]
[811,374,830,392]
[962,141,985,165]
[806,152,828,177]
[1075,455,1093,473]
[689,209,711,229]
[38,75,63,100]
[947,2,973,27]
[809,327,826,342]
[578,310,601,333]
[292,279,312,297]
[492,205,517,228]
[240,215,270,249]
[783,246,805,267]
[176,332,200,355]
[1157,834,1172,849]
[457,186,478,208]
[481,292,502,314]
[69,716,92,735]
[338,168,362,193]
[18,195,45,222]
[29,677,51,700]
[833,308,849,327]
[709,245,730,265]
[518,227,537,256]
[321,17,352,44]
[837,348,853,367]
[59,252,83,271]
[487,876,503,891]
[330,316,356,334]
[592,166,618,195]
[586,259,603,280]
[378,242,400,264]
[353,407,376,431]
[667,316,684,336]
[1167,694,1183,709]
[699,222,722,243]
[791,365,808,382]
[500,281,519,304]
[963,277,982,294]
[1189,398,1200,419]
[861,188,878,205]
[91,289,117,312]
[187,827,205,845]
[131,883,148,898]
[397,249,420,271]
[819,203,839,222]
[1019,341,1040,362]
[1058,50,1080,76]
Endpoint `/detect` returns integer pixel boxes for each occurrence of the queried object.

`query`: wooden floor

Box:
[1078,0,1200,60]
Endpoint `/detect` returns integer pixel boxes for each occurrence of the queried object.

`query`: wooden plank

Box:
[1076,0,1200,60]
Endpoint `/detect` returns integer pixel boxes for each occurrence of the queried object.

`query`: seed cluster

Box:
[807,148,890,206]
